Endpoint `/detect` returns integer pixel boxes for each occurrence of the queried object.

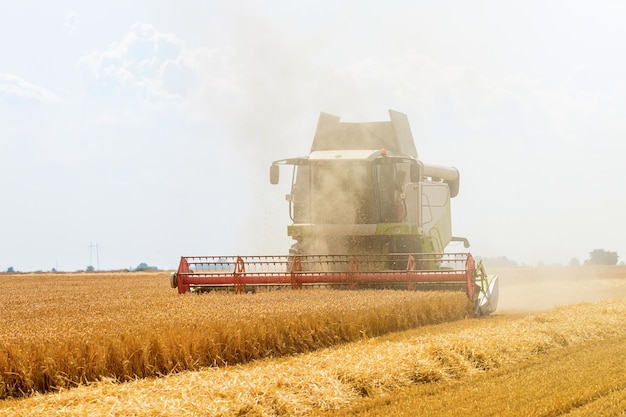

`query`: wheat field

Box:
[1,267,625,416]
[1,296,625,416]
[0,271,469,398]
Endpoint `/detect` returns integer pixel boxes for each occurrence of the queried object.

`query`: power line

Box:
[88,242,100,270]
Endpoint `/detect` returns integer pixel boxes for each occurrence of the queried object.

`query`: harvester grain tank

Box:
[170,110,499,316]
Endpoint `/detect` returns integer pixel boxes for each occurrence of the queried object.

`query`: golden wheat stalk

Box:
[0,272,469,398]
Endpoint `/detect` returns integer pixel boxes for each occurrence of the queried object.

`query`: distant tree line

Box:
[80,263,158,272]
[3,263,163,273]
[133,262,158,271]
[477,249,620,268]
[585,249,619,265]
[6,250,618,273]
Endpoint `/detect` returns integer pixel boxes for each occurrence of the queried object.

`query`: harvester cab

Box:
[171,110,499,316]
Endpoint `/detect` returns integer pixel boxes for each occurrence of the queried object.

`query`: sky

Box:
[1,0,626,271]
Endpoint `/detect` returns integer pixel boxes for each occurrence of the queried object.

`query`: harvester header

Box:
[171,110,499,316]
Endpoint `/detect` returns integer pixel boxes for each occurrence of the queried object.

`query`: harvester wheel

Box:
[170,272,178,289]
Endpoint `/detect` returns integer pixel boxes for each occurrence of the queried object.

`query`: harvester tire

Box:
[170,272,178,289]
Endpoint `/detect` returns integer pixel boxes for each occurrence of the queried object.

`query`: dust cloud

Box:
[491,266,626,313]
[289,160,379,255]
[284,150,414,257]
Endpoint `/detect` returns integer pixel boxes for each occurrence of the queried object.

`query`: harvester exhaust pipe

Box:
[422,163,460,198]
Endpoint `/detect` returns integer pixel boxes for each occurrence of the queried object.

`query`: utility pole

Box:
[88,242,100,270]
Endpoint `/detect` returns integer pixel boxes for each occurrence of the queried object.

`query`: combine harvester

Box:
[170,110,499,315]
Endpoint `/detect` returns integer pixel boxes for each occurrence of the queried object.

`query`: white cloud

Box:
[64,10,79,35]
[0,73,60,103]
[77,22,215,105]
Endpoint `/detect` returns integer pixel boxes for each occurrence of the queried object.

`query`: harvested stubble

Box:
[2,298,625,417]
[0,271,470,398]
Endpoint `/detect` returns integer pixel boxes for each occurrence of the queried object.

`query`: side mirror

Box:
[270,164,279,184]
